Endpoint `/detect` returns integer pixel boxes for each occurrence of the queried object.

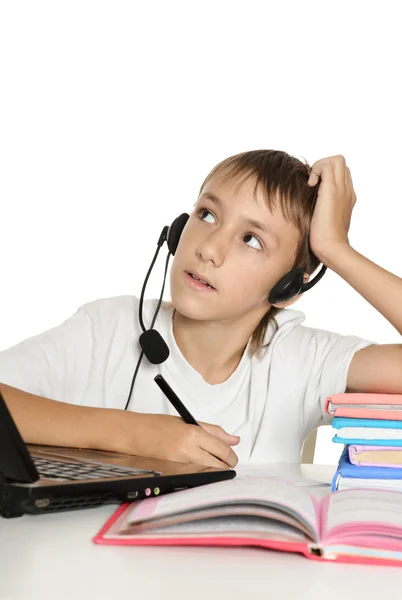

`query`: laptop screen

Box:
[0,389,39,483]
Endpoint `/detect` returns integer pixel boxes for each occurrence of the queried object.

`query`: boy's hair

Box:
[170,149,320,357]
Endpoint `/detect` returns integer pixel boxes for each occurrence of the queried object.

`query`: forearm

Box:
[320,242,402,337]
[0,383,239,467]
[0,382,122,452]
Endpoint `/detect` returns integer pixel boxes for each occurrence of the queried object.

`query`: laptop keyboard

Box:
[33,456,158,481]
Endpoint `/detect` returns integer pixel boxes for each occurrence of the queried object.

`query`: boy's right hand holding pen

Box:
[116,411,239,469]
[107,374,239,469]
[153,374,239,468]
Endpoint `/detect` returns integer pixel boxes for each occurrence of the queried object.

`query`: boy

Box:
[1,151,401,467]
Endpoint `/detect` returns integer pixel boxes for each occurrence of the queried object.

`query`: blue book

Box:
[331,446,402,491]
[332,417,402,445]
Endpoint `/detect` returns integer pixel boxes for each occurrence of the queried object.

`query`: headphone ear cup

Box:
[268,268,305,304]
[166,213,189,255]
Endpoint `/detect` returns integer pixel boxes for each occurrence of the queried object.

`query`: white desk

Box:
[2,464,402,600]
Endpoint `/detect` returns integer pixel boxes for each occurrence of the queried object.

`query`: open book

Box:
[94,473,402,566]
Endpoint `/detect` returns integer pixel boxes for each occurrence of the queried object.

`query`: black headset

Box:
[123,212,326,410]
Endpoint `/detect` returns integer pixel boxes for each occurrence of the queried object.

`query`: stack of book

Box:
[324,392,402,491]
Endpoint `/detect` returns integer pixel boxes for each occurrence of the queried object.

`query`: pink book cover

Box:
[324,393,402,420]
[93,500,402,567]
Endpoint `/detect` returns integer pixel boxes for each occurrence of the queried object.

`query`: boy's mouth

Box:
[185,271,216,290]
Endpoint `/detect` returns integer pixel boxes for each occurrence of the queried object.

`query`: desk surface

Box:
[2,463,402,600]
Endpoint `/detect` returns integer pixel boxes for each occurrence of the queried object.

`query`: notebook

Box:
[332,446,402,492]
[349,445,402,467]
[94,471,402,566]
[325,392,402,420]
[332,417,402,445]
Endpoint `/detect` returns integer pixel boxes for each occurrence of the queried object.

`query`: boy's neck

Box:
[171,309,258,385]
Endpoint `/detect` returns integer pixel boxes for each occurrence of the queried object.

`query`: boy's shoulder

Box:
[272,307,360,346]
[80,294,138,315]
[77,295,167,329]
[272,309,374,369]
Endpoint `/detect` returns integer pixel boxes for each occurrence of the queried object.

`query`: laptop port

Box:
[35,498,50,508]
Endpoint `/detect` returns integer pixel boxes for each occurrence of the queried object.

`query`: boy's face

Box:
[170,170,303,324]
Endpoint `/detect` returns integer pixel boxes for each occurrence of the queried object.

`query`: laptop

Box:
[0,390,236,518]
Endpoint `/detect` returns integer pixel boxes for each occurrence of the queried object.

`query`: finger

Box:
[346,165,352,188]
[200,422,240,445]
[331,155,347,187]
[199,433,239,468]
[346,167,357,204]
[308,158,336,187]
[345,165,350,187]
[200,421,240,440]
[192,449,232,469]
[307,159,324,186]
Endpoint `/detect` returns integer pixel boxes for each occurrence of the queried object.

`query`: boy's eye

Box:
[196,208,263,251]
[198,208,215,223]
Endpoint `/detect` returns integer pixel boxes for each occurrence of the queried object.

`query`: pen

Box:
[154,374,199,426]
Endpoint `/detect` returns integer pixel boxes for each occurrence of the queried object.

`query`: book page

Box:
[235,463,331,489]
[337,426,402,440]
[324,489,402,541]
[126,476,319,539]
[122,502,313,538]
[113,514,308,543]
[354,449,402,466]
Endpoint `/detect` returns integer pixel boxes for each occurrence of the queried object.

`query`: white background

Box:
[0,1,401,464]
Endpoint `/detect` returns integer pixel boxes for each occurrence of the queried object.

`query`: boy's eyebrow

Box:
[199,191,280,246]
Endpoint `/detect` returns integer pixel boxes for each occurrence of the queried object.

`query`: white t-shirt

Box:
[0,295,375,464]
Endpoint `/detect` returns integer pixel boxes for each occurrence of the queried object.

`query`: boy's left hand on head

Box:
[307,154,357,262]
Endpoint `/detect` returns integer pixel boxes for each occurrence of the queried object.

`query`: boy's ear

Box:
[270,272,311,309]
